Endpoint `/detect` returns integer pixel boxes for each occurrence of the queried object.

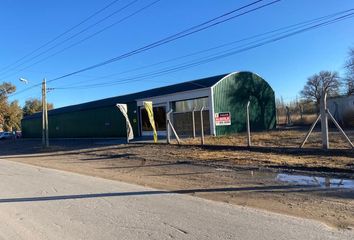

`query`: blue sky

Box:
[1,0,353,108]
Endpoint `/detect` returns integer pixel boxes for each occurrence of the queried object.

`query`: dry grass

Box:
[183,128,354,149]
[178,128,354,174]
[277,114,318,126]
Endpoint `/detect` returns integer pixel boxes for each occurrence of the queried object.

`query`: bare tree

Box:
[300,71,341,113]
[345,47,354,95]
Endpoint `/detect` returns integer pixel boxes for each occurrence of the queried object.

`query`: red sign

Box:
[215,112,231,126]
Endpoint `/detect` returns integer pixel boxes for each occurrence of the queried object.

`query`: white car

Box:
[0,132,13,140]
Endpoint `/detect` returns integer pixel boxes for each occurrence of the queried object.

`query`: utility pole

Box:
[42,78,49,148]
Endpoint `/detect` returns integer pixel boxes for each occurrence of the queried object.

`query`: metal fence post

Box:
[166,109,172,144]
[299,114,321,148]
[166,109,181,144]
[286,106,291,125]
[246,101,251,147]
[192,107,196,138]
[326,109,354,148]
[300,88,353,150]
[200,106,205,145]
[320,90,329,149]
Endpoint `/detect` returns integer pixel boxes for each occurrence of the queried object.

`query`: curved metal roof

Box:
[23,73,228,119]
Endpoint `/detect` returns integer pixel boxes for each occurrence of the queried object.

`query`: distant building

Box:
[328,94,354,127]
[21,71,276,138]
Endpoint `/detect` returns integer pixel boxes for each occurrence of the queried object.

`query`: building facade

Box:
[21,71,276,138]
[328,94,354,127]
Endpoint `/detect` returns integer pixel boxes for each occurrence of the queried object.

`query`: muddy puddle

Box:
[213,167,354,190]
[276,173,354,189]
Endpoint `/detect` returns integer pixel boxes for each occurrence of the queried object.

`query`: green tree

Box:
[3,100,22,131]
[0,82,16,131]
[300,71,341,113]
[22,98,54,116]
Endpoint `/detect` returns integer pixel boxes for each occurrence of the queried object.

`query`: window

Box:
[141,106,166,131]
[172,97,209,113]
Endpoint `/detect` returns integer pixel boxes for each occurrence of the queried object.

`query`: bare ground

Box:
[180,128,354,175]
[0,128,353,229]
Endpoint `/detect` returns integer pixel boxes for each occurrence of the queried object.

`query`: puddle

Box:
[276,173,354,189]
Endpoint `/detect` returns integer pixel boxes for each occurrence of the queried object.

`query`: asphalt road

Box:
[0,159,352,240]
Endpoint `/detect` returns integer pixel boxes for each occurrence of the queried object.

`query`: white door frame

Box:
[139,103,168,136]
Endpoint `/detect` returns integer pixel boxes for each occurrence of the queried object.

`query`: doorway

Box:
[140,105,167,136]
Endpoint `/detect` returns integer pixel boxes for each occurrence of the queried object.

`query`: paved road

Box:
[0,159,352,240]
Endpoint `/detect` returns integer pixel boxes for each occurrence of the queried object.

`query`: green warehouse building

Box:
[21,71,276,138]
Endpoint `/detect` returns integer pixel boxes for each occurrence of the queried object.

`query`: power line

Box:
[52,11,354,90]
[53,9,354,89]
[0,0,122,74]
[13,12,354,99]
[56,8,354,89]
[47,0,281,84]
[10,0,279,97]
[0,0,161,81]
[0,0,141,80]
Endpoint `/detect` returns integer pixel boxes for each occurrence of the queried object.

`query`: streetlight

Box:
[19,77,49,148]
[19,78,28,84]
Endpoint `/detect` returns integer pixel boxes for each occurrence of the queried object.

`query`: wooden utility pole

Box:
[42,79,46,147]
[42,79,49,148]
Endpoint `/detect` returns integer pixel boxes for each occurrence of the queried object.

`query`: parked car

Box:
[16,131,22,139]
[0,132,13,140]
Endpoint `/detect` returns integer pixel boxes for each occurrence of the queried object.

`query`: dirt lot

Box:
[0,129,353,229]
[182,128,354,175]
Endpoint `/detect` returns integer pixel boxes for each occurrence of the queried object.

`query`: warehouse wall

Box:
[213,72,276,135]
[21,117,42,138]
[22,102,139,138]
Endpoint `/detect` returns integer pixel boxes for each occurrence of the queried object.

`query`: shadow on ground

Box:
[0,184,325,204]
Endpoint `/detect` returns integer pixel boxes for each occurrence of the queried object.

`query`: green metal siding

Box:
[21,73,229,138]
[213,72,276,135]
[22,102,138,138]
[21,117,42,138]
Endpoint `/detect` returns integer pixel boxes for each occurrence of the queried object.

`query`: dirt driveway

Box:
[0,130,353,229]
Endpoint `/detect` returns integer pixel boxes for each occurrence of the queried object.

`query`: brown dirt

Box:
[0,129,353,229]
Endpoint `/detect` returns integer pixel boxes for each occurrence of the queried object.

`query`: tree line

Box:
[0,83,53,132]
